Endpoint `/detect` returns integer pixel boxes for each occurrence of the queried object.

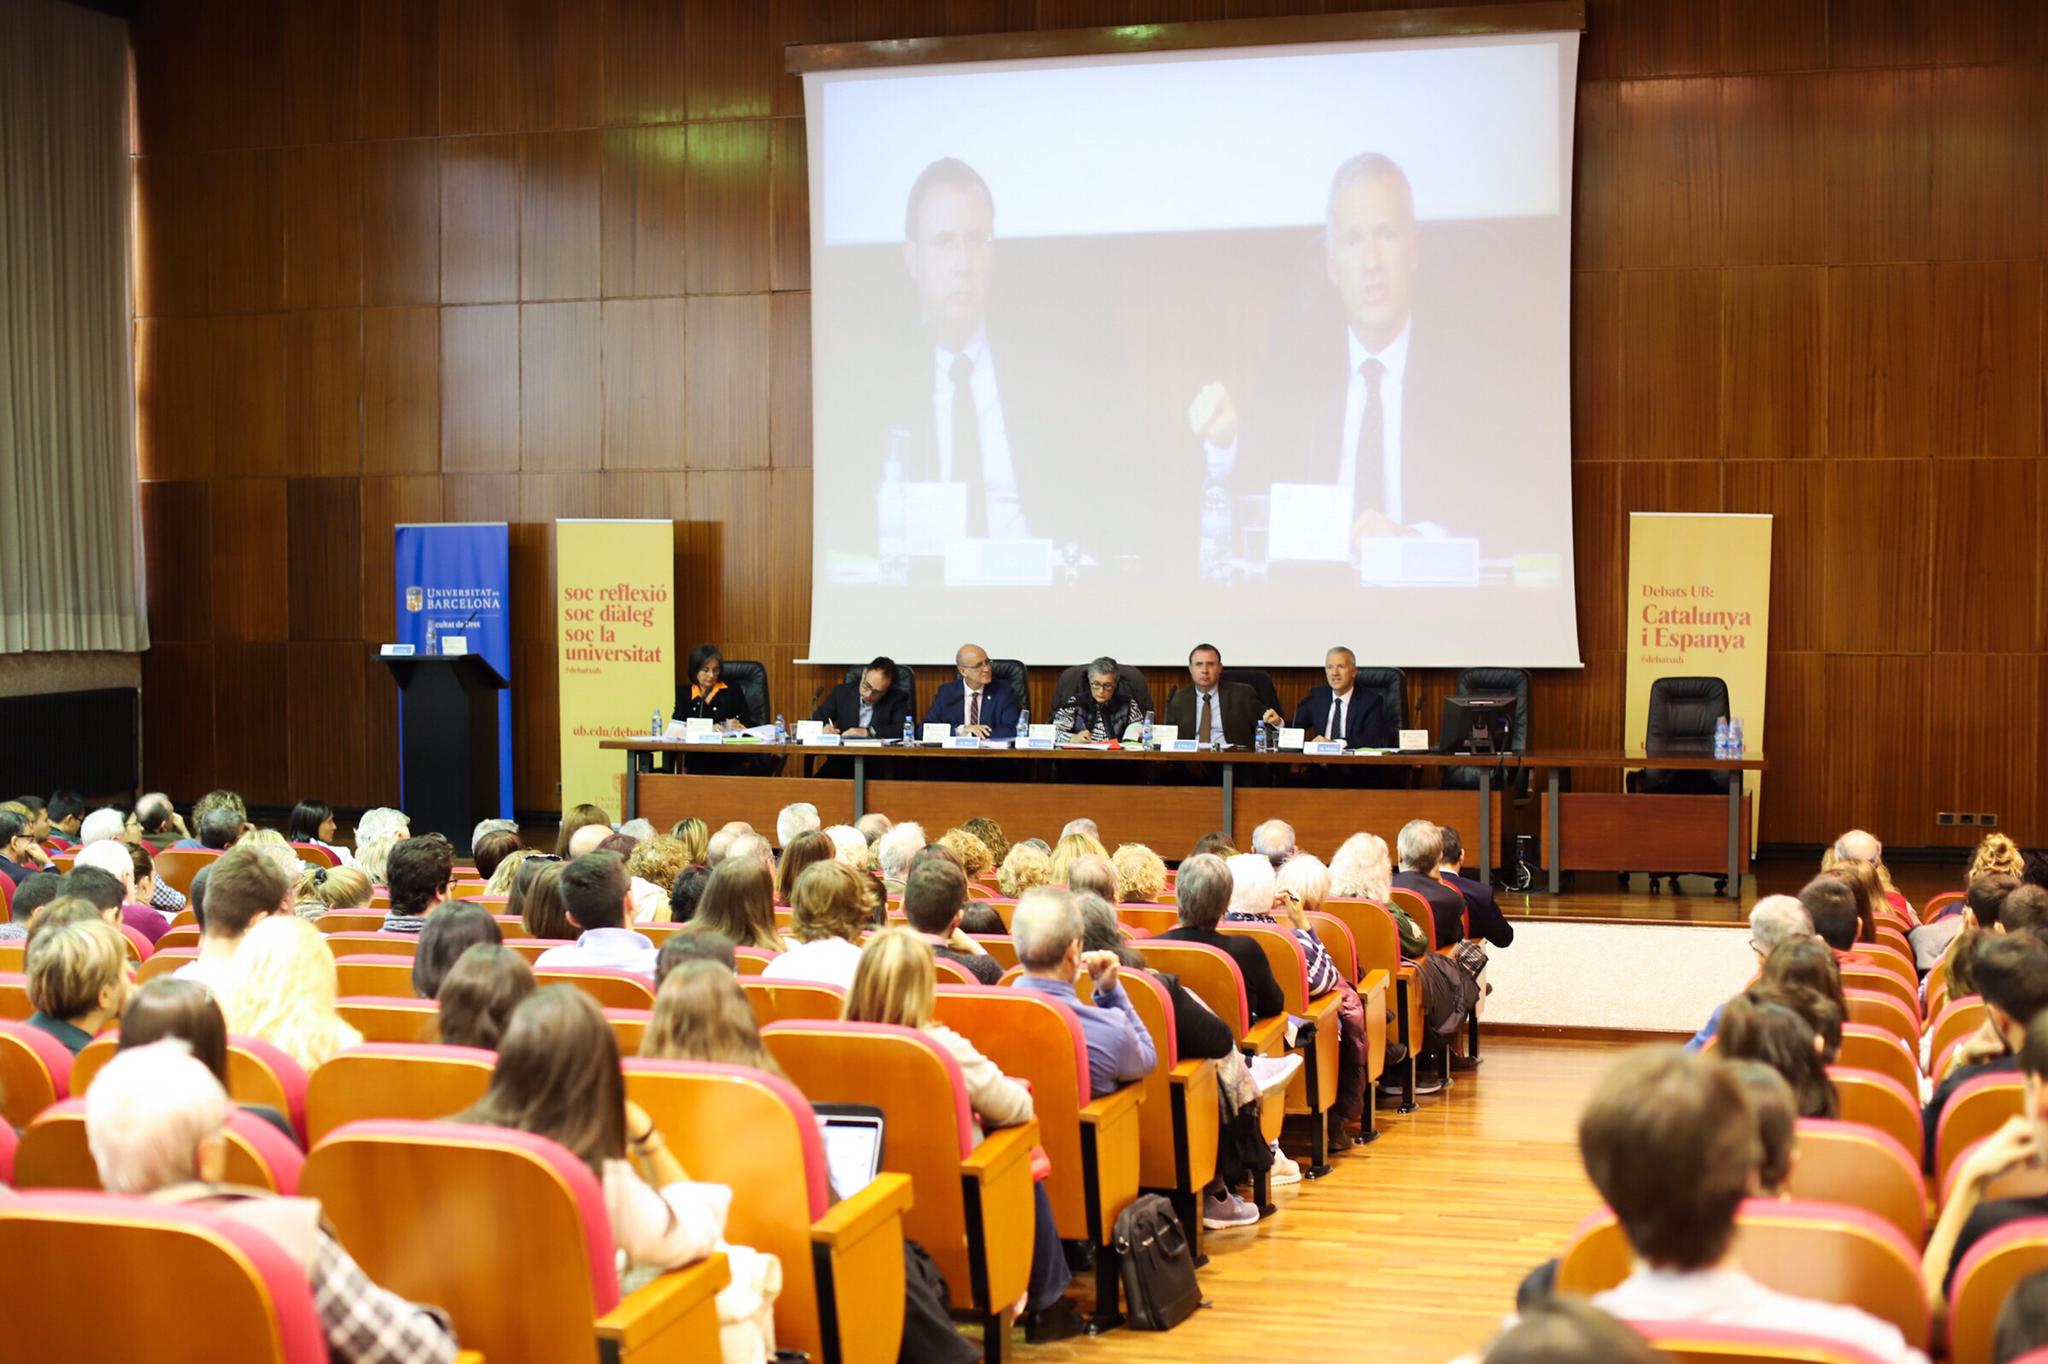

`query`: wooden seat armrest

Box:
[1079,1083,1145,1128]
[813,1170,913,1249]
[455,1352,485,1364]
[595,1252,728,1358]
[1360,968,1389,1002]
[960,1118,1039,1181]
[1242,1016,1287,1056]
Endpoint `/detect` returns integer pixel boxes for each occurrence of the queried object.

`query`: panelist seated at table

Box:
[680,643,749,730]
[1160,643,1283,749]
[812,656,911,737]
[1053,657,1145,742]
[923,643,1019,739]
[1289,646,1391,749]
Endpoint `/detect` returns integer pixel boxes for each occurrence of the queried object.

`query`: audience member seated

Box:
[222,914,364,1070]
[432,944,536,1049]
[196,804,250,853]
[902,859,1002,984]
[874,822,925,895]
[1994,1269,2048,1363]
[1438,826,1515,949]
[76,806,128,848]
[24,916,130,1054]
[412,903,504,999]
[63,854,171,944]
[935,829,993,880]
[1924,1012,2048,1307]
[1276,851,1375,1145]
[1048,831,1109,887]
[381,834,455,933]
[761,863,870,989]
[998,841,1051,897]
[1715,985,1839,1118]
[468,829,519,885]
[1158,854,1285,1021]
[692,857,787,953]
[288,799,354,866]
[1391,819,1476,950]
[297,864,373,918]
[456,986,781,1359]
[669,817,709,862]
[355,805,411,847]
[705,821,750,867]
[775,801,822,851]
[958,903,1006,936]
[1476,1296,1667,1364]
[567,823,616,862]
[1760,938,1849,1026]
[43,789,86,848]
[1577,1046,1925,1363]
[654,929,737,985]
[774,831,836,906]
[1825,860,1888,946]
[1827,828,1913,921]
[726,833,777,878]
[2005,885,2048,943]
[1686,896,1815,1051]
[353,834,398,888]
[668,864,712,925]
[534,852,659,977]
[483,848,537,898]
[1064,853,1120,906]
[118,977,296,1142]
[555,802,612,859]
[625,837,690,920]
[178,847,290,994]
[1011,887,1156,1097]
[1939,872,2020,1007]
[1797,874,1870,966]
[845,929,1084,1342]
[0,805,49,883]
[165,789,245,850]
[1923,934,2048,1170]
[1329,830,1393,902]
[511,860,575,941]
[1111,843,1167,904]
[637,960,783,1073]
[1917,834,2027,969]
[1724,1060,1799,1198]
[962,817,1009,871]
[129,839,188,916]
[85,1040,460,1361]
[854,812,892,848]
[135,790,189,850]
[0,869,61,938]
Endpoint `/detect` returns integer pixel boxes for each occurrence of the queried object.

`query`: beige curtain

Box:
[0,0,147,654]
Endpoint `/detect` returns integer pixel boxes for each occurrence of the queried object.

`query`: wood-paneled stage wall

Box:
[129,0,2048,845]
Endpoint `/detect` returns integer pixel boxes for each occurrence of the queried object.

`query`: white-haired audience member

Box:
[707,821,755,867]
[726,833,776,876]
[875,822,926,893]
[1250,819,1296,867]
[1059,818,1100,843]
[617,818,656,843]
[354,835,398,887]
[85,1040,460,1362]
[470,817,519,858]
[72,837,147,902]
[1329,832,1393,902]
[356,807,410,844]
[775,802,822,849]
[823,825,867,869]
[1011,888,1155,1099]
[78,807,129,847]
[854,812,892,846]
[1685,895,1814,1052]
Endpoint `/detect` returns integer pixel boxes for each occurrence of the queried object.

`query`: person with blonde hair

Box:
[998,841,1052,897]
[297,862,375,915]
[556,802,613,859]
[1111,843,1168,903]
[484,847,538,897]
[936,828,993,878]
[761,862,870,989]
[221,914,363,1070]
[239,826,306,884]
[1919,833,2034,971]
[823,824,868,870]
[1048,830,1109,886]
[1824,828,1912,921]
[354,833,398,887]
[962,817,1009,872]
[694,857,788,954]
[640,960,786,1078]
[669,817,710,868]
[25,916,131,1053]
[1972,833,2027,884]
[1329,831,1393,902]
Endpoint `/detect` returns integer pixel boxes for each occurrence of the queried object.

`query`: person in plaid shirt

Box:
[85,1040,459,1363]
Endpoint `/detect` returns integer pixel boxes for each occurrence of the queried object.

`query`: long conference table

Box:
[600,740,1767,896]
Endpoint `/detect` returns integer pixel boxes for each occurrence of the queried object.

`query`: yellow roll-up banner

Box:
[1624,513,1772,844]
[556,519,675,816]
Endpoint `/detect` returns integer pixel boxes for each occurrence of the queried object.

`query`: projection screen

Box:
[803,30,1582,668]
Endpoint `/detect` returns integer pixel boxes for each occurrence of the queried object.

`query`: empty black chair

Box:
[1631,676,1730,795]
[988,658,1030,720]
[1353,666,1409,739]
[1441,666,1531,793]
[1220,668,1282,722]
[1050,662,1154,716]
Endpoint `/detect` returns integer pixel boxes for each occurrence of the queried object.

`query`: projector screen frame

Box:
[786,1,1586,74]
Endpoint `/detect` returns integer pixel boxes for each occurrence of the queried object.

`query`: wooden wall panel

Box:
[128,0,2048,848]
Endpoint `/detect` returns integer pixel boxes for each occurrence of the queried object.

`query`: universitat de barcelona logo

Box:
[405,586,424,612]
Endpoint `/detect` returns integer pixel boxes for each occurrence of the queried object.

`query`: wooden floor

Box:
[1507,854,1969,926]
[1021,1037,1631,1363]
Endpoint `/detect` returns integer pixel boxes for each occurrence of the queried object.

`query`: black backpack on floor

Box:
[1113,1194,1204,1331]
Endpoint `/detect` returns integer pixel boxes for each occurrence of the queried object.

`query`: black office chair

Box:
[1220,668,1282,722]
[1050,662,1154,717]
[1626,675,1731,896]
[1441,667,1531,793]
[677,659,769,729]
[1354,666,1409,740]
[989,658,1029,720]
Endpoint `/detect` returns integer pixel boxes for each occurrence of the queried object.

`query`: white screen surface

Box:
[804,32,1582,669]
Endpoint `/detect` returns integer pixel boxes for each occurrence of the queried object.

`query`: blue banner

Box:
[394,523,513,818]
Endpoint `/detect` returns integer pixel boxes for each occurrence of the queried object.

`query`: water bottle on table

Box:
[651,708,662,738]
[1730,716,1744,756]
[901,715,915,746]
[773,713,786,743]
[1016,706,1029,742]
[1254,720,1268,753]
[1141,710,1154,749]
[1713,715,1729,758]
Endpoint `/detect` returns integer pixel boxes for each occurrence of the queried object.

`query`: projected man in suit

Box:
[1189,152,1509,552]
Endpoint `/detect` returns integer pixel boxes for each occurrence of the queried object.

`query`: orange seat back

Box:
[1386,887,1437,949]
[1138,941,1250,1037]
[154,926,201,952]
[312,912,391,935]
[301,1121,630,1364]
[0,942,22,973]
[762,1021,984,1306]
[1921,891,1964,927]
[1325,898,1402,980]
[1948,1217,2048,1364]
[335,997,438,1044]
[321,932,419,960]
[734,948,774,976]
[69,1034,120,1093]
[1638,1320,1916,1362]
[1116,906,1177,936]
[1828,1066,1925,1169]
[604,1007,650,1054]
[967,935,1017,970]
[1121,969,1218,1196]
[136,948,198,982]
[1931,1000,1990,1070]
[1840,965,1918,1022]
[304,1043,495,1143]
[1835,1025,1919,1099]
[152,849,219,895]
[931,986,1102,1241]
[0,1018,72,1125]
[16,1100,295,1194]
[1935,1073,2026,1195]
[332,956,417,998]
[1842,989,1916,1052]
[625,1061,843,1360]
[1787,1118,1926,1244]
[741,978,846,1025]
[0,971,28,1020]
[1307,911,1359,983]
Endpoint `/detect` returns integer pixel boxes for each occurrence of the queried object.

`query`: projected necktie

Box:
[1355,357,1386,529]
[951,353,987,537]
[1196,693,1212,747]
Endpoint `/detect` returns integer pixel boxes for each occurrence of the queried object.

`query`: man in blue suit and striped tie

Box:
[923,642,1019,739]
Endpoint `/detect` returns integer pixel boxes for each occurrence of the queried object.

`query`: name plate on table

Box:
[944,735,982,749]
[795,720,826,742]
[803,733,843,747]
[661,721,689,741]
[1398,728,1430,751]
[1019,735,1054,750]
[1168,738,1200,752]
[439,635,469,656]
[1277,727,1306,751]
[1305,740,1347,756]
[684,716,715,734]
[922,723,951,744]
[1151,724,1180,748]
[378,643,416,657]
[683,731,726,745]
